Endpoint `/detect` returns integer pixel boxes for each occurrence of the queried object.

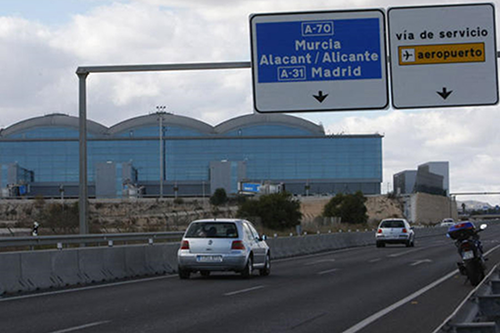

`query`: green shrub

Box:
[322,191,368,224]
[237,192,302,230]
[210,188,228,206]
[37,202,79,233]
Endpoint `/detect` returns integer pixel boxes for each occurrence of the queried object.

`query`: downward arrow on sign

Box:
[313,91,328,103]
[437,87,453,100]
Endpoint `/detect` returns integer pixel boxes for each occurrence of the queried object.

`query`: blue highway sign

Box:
[250,10,388,113]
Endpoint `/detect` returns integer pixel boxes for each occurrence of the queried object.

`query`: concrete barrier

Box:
[21,251,54,291]
[434,266,500,333]
[145,244,177,274]
[0,226,450,295]
[125,246,146,277]
[51,250,80,287]
[0,253,23,294]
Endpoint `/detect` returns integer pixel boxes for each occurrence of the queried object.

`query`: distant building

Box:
[420,162,449,195]
[393,170,417,195]
[0,113,383,198]
[0,163,34,197]
[393,161,449,196]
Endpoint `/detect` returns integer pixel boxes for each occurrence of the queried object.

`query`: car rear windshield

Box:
[185,222,239,238]
[380,220,405,228]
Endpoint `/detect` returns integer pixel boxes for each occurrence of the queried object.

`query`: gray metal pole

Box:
[78,73,89,234]
[159,115,163,198]
[76,61,251,74]
[75,61,251,234]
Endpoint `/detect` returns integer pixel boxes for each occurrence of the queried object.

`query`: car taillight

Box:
[180,240,189,250]
[377,229,382,233]
[460,242,472,251]
[402,228,407,233]
[231,240,245,250]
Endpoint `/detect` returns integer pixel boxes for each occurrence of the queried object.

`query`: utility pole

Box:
[156,106,167,198]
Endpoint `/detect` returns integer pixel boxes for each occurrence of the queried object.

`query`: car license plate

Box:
[196,255,223,263]
[462,251,474,260]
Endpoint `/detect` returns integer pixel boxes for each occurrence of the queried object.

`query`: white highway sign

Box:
[388,3,498,109]
[250,10,388,113]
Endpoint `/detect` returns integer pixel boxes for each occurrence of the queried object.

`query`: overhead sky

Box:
[1,0,499,206]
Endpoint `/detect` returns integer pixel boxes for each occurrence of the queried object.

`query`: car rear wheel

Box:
[241,256,253,278]
[260,253,271,276]
[178,268,190,279]
[376,241,385,248]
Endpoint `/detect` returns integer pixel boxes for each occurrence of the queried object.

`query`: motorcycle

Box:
[447,221,487,286]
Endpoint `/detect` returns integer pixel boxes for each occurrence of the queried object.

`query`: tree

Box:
[37,202,79,233]
[210,188,228,206]
[322,191,368,224]
[237,192,302,230]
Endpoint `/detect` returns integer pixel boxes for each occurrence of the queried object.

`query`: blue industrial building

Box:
[0,112,383,198]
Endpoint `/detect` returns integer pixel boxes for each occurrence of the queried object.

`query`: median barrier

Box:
[21,251,54,291]
[78,248,108,283]
[51,250,80,287]
[434,266,500,333]
[0,253,23,294]
[124,246,147,277]
[145,244,177,274]
[0,226,451,295]
[103,247,127,280]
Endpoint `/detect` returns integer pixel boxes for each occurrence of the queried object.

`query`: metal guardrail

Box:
[0,231,185,250]
[1,220,497,251]
[434,265,500,332]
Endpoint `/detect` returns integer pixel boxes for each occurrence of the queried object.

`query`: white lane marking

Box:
[0,275,176,303]
[317,268,338,275]
[273,247,357,263]
[50,321,110,333]
[341,269,458,333]
[306,259,336,265]
[432,263,499,333]
[224,285,264,296]
[387,248,421,258]
[410,259,433,266]
[343,244,500,333]
[485,244,500,256]
[369,258,381,263]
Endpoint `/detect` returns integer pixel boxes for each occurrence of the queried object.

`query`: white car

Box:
[375,218,415,247]
[440,218,455,227]
[177,218,271,279]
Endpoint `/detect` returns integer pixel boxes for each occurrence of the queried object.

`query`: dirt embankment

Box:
[0,195,404,235]
[300,195,404,225]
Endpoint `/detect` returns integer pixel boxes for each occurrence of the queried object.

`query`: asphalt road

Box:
[1,226,500,333]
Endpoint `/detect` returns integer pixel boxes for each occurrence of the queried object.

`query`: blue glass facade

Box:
[0,113,382,197]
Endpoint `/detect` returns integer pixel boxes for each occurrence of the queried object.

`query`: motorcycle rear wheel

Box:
[465,260,485,286]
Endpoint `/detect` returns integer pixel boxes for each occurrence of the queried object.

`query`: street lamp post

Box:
[156,106,167,198]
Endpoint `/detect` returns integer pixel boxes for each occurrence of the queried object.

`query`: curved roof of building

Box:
[215,113,324,135]
[109,113,216,136]
[0,112,324,138]
[0,113,108,138]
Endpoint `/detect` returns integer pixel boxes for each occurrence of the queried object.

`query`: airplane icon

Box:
[400,48,415,63]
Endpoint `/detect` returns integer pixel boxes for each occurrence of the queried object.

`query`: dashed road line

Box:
[342,244,500,333]
[306,259,336,265]
[50,321,110,333]
[387,248,421,258]
[317,268,338,275]
[224,285,265,296]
